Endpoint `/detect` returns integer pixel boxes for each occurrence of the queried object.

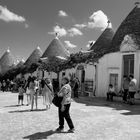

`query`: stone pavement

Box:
[1,92,140,140]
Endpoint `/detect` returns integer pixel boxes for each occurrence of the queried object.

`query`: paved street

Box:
[1,92,140,140]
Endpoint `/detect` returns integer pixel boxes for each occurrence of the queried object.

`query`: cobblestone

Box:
[0,92,140,140]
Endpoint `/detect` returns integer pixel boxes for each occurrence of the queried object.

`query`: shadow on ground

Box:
[8,109,47,113]
[73,97,140,116]
[4,105,20,108]
[23,130,70,140]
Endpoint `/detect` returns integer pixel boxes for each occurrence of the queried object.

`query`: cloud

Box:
[58,10,68,17]
[86,40,95,48]
[73,10,112,31]
[68,27,83,37]
[0,5,25,22]
[64,41,77,48]
[49,26,83,37]
[48,25,67,37]
[88,10,112,30]
[74,24,86,29]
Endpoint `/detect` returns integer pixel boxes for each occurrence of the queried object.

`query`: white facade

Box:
[96,52,122,97]
[59,63,96,96]
[96,50,140,98]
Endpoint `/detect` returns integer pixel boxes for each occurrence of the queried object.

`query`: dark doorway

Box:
[109,73,118,92]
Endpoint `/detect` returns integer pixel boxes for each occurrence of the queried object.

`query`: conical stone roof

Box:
[0,49,15,74]
[90,26,114,53]
[111,4,140,51]
[25,46,42,66]
[41,37,69,59]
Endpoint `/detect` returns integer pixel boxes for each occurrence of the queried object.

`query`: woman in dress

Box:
[42,78,54,110]
[24,76,32,106]
[34,77,40,110]
[28,77,36,111]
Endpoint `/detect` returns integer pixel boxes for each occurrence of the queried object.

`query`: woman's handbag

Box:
[52,94,63,107]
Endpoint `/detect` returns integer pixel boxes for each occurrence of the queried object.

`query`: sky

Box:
[0,0,137,62]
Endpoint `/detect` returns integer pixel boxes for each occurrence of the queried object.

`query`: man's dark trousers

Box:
[123,89,128,101]
[58,104,74,129]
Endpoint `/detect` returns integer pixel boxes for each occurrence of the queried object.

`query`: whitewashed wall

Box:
[96,52,122,97]
[84,64,95,81]
[96,51,140,97]
[134,51,140,99]
[44,71,57,80]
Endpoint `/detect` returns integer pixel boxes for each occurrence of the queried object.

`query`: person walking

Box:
[128,75,137,105]
[122,75,130,103]
[56,77,75,133]
[42,78,53,110]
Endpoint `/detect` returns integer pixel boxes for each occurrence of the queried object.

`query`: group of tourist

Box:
[17,76,54,110]
[17,75,75,133]
[17,76,80,108]
[0,79,15,92]
[0,76,26,93]
[107,75,137,105]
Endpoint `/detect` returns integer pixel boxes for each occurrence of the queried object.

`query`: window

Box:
[123,54,134,76]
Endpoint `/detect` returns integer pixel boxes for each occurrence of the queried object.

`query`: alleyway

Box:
[1,92,140,140]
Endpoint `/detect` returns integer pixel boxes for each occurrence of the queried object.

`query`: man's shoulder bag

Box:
[52,94,63,107]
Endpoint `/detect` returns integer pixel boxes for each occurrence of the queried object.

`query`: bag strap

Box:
[45,82,53,92]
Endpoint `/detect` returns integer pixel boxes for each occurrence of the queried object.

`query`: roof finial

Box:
[107,20,111,28]
[21,58,25,63]
[135,2,140,7]
[37,46,40,50]
[7,47,10,53]
[55,32,59,39]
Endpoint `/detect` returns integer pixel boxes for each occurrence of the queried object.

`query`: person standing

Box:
[46,79,54,106]
[56,77,75,133]
[18,85,25,105]
[122,75,130,103]
[34,77,40,110]
[129,75,137,105]
[73,77,79,98]
[24,76,32,106]
[28,77,35,111]
[2,80,6,92]
[42,78,53,110]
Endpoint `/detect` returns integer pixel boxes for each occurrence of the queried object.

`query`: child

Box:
[107,84,116,101]
[18,86,25,105]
